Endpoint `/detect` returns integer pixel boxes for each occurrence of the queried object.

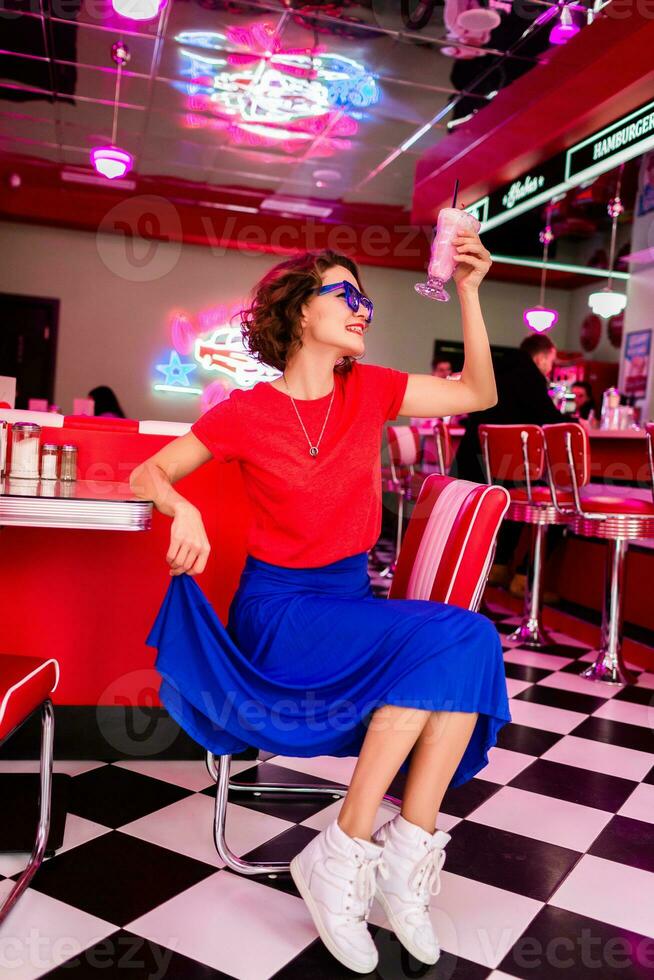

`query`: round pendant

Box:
[309,446,319,457]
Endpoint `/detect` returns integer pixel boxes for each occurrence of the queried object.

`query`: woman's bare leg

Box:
[337,705,478,841]
[338,705,431,840]
[401,709,478,833]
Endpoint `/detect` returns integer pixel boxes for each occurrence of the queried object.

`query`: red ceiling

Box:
[412,10,654,222]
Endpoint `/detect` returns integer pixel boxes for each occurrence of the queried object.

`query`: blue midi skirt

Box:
[146,552,511,787]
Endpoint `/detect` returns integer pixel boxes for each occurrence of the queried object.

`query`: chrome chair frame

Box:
[205,751,402,875]
[0,699,55,925]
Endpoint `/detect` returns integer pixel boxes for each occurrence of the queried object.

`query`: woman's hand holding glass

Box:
[167,501,211,576]
[452,230,492,292]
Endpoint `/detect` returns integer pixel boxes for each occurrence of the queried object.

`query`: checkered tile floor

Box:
[1,578,653,977]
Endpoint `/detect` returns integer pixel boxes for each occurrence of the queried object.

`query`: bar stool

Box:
[543,422,654,684]
[0,655,59,925]
[479,424,569,648]
[379,424,425,577]
[205,474,510,875]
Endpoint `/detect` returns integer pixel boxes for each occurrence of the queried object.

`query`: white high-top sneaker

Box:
[290,819,386,974]
[372,813,450,965]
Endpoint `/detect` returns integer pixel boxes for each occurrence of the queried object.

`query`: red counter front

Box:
[0,418,252,708]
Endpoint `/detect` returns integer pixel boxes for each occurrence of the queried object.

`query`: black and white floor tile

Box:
[1,587,653,977]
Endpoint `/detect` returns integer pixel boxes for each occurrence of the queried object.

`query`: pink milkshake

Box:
[416,207,481,302]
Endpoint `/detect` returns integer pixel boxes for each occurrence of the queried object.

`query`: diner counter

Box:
[0,409,249,714]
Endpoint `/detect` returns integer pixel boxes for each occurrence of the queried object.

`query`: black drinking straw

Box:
[452,179,460,209]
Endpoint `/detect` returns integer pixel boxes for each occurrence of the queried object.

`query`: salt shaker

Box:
[60,444,78,481]
[40,444,59,480]
[10,422,41,478]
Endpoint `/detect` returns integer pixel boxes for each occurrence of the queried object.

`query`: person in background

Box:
[88,386,126,418]
[571,380,596,421]
[432,358,453,379]
[451,333,564,598]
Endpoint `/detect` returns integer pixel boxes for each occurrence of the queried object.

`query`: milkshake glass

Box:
[416,207,481,302]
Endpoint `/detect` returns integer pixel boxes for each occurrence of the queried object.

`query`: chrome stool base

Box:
[581,655,638,686]
[507,618,554,649]
[207,751,401,875]
[577,538,637,686]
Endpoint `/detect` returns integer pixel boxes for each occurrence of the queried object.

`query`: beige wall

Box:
[1,219,572,422]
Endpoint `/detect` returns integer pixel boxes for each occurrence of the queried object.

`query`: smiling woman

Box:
[132,242,508,974]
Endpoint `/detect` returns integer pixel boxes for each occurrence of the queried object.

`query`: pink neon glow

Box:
[523,307,559,332]
[90,145,133,179]
[111,0,165,21]
[171,313,198,355]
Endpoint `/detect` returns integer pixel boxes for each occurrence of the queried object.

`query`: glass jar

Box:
[60,444,78,481]
[10,422,41,478]
[40,443,59,480]
[0,420,7,478]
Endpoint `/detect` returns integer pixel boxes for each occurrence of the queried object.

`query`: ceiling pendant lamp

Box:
[549,1,580,44]
[112,0,166,20]
[524,211,559,332]
[588,165,627,318]
[90,42,133,180]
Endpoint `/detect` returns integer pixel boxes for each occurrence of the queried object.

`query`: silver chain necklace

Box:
[283,373,335,457]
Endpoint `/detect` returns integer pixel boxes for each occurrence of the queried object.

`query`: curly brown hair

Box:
[240,250,365,375]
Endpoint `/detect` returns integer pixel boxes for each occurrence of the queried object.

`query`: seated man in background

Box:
[571,380,596,421]
[451,333,564,598]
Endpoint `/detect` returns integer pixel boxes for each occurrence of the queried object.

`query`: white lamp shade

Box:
[588,289,627,319]
[523,307,559,332]
[112,0,163,19]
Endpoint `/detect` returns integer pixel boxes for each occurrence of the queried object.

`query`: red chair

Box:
[380,425,425,576]
[647,422,654,499]
[478,424,568,648]
[422,419,453,476]
[543,422,654,684]
[205,475,510,875]
[0,655,59,925]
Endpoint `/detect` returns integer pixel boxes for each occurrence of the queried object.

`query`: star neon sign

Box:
[154,350,202,395]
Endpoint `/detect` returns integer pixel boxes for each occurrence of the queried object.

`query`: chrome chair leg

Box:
[380,489,404,579]
[206,751,401,875]
[582,538,638,684]
[507,523,554,649]
[0,700,55,926]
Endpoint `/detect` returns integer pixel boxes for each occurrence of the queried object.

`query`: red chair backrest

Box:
[390,475,510,610]
[478,424,544,485]
[387,425,422,467]
[646,422,654,498]
[543,422,590,491]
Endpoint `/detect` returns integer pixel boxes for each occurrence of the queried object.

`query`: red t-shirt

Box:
[191,362,409,568]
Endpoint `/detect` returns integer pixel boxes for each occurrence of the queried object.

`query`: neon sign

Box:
[153,350,202,395]
[195,325,281,388]
[152,308,281,398]
[175,27,378,149]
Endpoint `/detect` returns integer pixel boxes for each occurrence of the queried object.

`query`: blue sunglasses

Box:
[317,281,374,323]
